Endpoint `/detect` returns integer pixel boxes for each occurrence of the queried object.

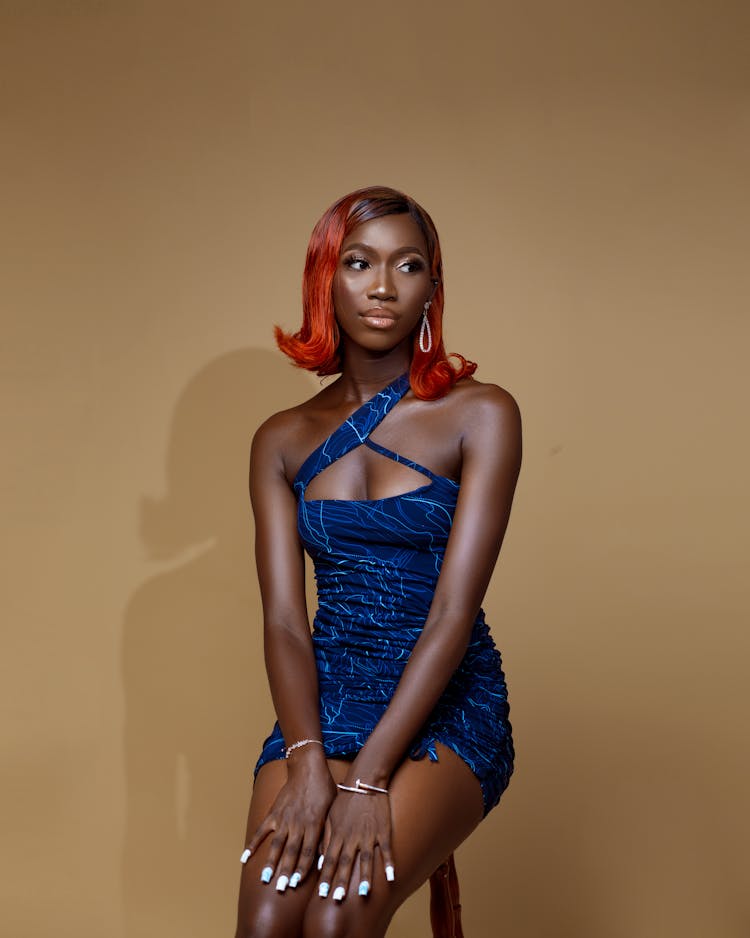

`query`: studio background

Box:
[2,2,748,936]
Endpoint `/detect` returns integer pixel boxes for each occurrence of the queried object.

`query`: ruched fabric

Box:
[254,371,514,815]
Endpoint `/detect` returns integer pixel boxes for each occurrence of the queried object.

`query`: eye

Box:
[398,259,425,274]
[343,254,369,271]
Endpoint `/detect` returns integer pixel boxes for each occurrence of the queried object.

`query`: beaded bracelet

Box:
[284,738,324,759]
[336,778,389,795]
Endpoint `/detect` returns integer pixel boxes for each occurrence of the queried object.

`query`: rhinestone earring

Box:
[419,300,433,353]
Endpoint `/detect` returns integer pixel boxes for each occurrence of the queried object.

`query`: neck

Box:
[335,346,412,404]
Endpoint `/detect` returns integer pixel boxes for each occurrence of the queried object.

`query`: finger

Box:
[290,828,319,888]
[273,832,302,892]
[321,816,332,854]
[244,816,275,859]
[358,843,374,897]
[330,838,358,903]
[259,827,288,885]
[317,838,342,898]
[380,834,396,884]
[315,816,332,875]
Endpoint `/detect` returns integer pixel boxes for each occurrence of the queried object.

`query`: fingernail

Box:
[260,866,273,883]
[318,882,329,897]
[358,880,370,896]
[385,865,395,882]
[317,854,325,870]
[289,872,301,888]
[240,848,251,864]
[276,875,289,892]
[333,886,346,902]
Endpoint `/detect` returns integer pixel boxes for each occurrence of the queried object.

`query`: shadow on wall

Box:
[120,349,313,937]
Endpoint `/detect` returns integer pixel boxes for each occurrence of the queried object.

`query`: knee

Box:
[235,894,301,938]
[301,900,358,938]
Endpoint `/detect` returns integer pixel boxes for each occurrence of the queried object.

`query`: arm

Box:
[348,385,522,786]
[319,384,522,894]
[244,414,336,880]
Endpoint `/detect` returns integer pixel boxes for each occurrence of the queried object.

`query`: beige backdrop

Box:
[2,2,748,936]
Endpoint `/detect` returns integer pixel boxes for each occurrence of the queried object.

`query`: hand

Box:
[318,785,395,901]
[245,759,337,891]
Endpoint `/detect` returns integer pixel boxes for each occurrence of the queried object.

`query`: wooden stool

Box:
[428,852,463,938]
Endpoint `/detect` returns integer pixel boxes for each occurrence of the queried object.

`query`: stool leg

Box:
[429,852,464,938]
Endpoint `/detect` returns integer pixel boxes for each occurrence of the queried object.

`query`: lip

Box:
[360,308,398,329]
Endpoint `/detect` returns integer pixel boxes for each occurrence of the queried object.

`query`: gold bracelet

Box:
[355,778,389,794]
[284,738,323,759]
[336,778,389,795]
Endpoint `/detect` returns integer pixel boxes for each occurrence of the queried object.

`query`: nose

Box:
[367,264,396,301]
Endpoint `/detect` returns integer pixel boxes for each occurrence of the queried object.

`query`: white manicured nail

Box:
[385,865,395,882]
[289,872,301,888]
[260,866,273,883]
[276,875,289,892]
[317,854,325,870]
[332,886,346,902]
[318,882,329,897]
[358,880,370,896]
[240,848,251,864]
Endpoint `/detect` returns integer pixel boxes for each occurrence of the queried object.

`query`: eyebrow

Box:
[342,242,427,258]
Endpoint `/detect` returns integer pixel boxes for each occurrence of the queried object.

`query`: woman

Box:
[235,185,522,938]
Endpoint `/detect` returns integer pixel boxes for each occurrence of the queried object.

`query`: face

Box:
[332,213,437,355]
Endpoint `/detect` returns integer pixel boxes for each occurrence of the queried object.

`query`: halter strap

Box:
[293,371,411,497]
[362,438,440,482]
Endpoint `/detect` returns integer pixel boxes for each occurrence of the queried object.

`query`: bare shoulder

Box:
[445,375,522,431]
[249,386,332,479]
[250,403,304,468]
[251,404,301,452]
[447,377,522,488]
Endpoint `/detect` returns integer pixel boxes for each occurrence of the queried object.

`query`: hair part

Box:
[273,185,477,400]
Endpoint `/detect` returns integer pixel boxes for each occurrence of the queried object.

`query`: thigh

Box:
[388,743,485,896]
[235,760,307,937]
[235,758,353,938]
[302,743,485,938]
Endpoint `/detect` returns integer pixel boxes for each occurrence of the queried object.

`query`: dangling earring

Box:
[419,300,433,353]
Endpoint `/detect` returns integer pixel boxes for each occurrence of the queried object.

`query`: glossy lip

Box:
[360,307,398,327]
[362,306,396,319]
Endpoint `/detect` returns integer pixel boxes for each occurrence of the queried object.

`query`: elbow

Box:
[262,614,311,648]
[421,605,478,662]
[427,594,482,636]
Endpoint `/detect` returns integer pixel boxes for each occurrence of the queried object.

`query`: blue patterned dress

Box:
[254,370,514,815]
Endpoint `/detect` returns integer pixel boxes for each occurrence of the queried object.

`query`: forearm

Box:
[347,609,474,786]
[246,625,336,884]
[264,622,326,768]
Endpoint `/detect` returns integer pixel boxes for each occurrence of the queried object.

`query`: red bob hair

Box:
[274,185,477,401]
